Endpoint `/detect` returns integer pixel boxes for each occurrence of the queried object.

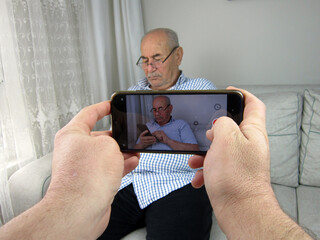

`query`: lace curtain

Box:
[0,0,91,224]
[12,0,92,158]
[0,0,144,225]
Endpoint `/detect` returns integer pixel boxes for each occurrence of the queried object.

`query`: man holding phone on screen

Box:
[134,96,199,151]
[99,28,216,240]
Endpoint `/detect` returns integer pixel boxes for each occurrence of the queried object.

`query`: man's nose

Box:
[146,62,156,72]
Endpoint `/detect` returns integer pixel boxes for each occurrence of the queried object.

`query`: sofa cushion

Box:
[271,184,297,222]
[210,214,227,240]
[9,153,52,216]
[122,228,146,240]
[300,90,320,186]
[256,92,302,187]
[297,185,320,238]
[42,175,51,197]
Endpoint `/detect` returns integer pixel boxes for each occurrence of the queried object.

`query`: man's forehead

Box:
[141,34,169,57]
[141,45,167,58]
[153,97,166,105]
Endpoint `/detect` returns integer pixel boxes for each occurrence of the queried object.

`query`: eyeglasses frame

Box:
[136,46,179,69]
[150,104,171,113]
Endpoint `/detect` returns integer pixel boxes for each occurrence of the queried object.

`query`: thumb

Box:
[206,116,240,145]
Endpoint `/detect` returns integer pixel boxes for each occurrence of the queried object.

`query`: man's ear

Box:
[176,47,183,66]
[169,104,173,113]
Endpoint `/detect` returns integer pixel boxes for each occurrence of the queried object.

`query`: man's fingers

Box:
[189,155,205,188]
[189,155,205,169]
[123,152,140,160]
[141,130,149,136]
[67,101,111,135]
[206,128,214,142]
[191,170,204,188]
[123,155,139,176]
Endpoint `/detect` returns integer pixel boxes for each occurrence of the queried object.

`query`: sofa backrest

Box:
[300,89,320,187]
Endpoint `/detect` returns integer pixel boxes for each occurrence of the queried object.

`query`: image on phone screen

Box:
[136,123,152,136]
[111,90,243,154]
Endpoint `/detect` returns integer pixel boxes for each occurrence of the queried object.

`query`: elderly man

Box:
[134,95,199,151]
[99,28,216,240]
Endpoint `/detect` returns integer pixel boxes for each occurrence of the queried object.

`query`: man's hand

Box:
[0,101,140,240]
[46,102,138,237]
[47,101,139,239]
[152,130,169,143]
[189,87,270,206]
[134,130,157,149]
[189,87,312,239]
[153,130,199,151]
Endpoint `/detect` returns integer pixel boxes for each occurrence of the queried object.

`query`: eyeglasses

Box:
[150,104,170,113]
[136,46,179,69]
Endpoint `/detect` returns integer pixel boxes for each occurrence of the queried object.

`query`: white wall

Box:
[141,0,320,87]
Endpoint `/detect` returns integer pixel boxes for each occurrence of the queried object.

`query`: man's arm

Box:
[0,101,139,239]
[0,196,94,240]
[210,182,312,240]
[189,87,312,240]
[166,138,199,151]
[152,130,199,151]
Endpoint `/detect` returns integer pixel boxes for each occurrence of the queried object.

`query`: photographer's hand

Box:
[0,101,139,240]
[189,87,312,240]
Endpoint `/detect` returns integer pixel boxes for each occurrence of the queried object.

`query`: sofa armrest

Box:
[8,153,52,216]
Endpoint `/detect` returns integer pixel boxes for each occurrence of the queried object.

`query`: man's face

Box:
[140,32,181,90]
[152,97,172,126]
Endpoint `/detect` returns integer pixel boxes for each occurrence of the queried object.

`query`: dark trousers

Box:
[98,183,212,240]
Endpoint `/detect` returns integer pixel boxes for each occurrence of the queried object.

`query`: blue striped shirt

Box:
[142,118,198,150]
[120,72,216,209]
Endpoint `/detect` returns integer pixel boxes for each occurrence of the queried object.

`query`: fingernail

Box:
[212,118,217,126]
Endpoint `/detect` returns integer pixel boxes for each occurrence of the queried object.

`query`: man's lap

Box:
[145,184,212,240]
[98,183,212,240]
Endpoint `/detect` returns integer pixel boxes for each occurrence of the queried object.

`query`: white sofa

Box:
[8,84,320,239]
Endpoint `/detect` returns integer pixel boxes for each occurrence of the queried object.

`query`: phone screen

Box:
[111,90,243,154]
[136,123,152,136]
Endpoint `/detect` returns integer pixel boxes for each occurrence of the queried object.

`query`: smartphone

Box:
[111,90,244,155]
[137,123,152,136]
